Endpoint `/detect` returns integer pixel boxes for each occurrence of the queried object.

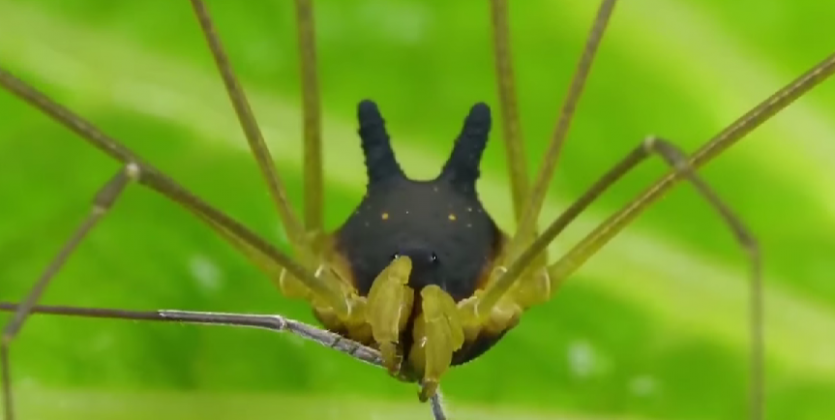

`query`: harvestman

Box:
[1,1,834,419]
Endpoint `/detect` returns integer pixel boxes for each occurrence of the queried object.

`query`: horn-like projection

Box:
[440,102,492,193]
[357,99,405,187]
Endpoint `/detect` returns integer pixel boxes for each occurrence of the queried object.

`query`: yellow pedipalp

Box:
[366,256,415,374]
[415,285,465,402]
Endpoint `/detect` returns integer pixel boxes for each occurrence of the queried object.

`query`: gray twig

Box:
[157,310,449,419]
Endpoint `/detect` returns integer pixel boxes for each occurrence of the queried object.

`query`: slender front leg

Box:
[488,0,530,224]
[294,0,325,236]
[187,0,358,321]
[1,164,139,420]
[459,134,762,420]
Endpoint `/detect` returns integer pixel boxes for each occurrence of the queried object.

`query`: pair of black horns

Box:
[357,99,491,190]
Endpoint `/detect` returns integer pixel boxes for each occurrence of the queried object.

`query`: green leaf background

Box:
[0,0,833,419]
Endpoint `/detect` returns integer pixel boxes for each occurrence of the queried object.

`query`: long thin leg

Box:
[0,68,352,318]
[491,136,752,296]
[188,0,309,252]
[475,134,758,313]
[489,0,530,225]
[499,0,618,265]
[187,0,350,317]
[1,164,138,420]
[0,303,382,366]
[0,303,448,420]
[546,55,835,283]
[545,52,835,420]
[468,135,761,419]
[294,0,325,235]
[539,137,760,417]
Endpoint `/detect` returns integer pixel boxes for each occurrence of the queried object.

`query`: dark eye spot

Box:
[391,252,400,260]
[431,252,438,263]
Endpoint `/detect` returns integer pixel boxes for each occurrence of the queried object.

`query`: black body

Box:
[333,100,508,366]
[336,178,500,301]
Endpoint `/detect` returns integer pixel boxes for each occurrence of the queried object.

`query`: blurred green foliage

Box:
[0,0,834,419]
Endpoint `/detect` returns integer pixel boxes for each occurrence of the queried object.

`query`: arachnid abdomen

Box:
[336,178,501,302]
[330,100,511,366]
